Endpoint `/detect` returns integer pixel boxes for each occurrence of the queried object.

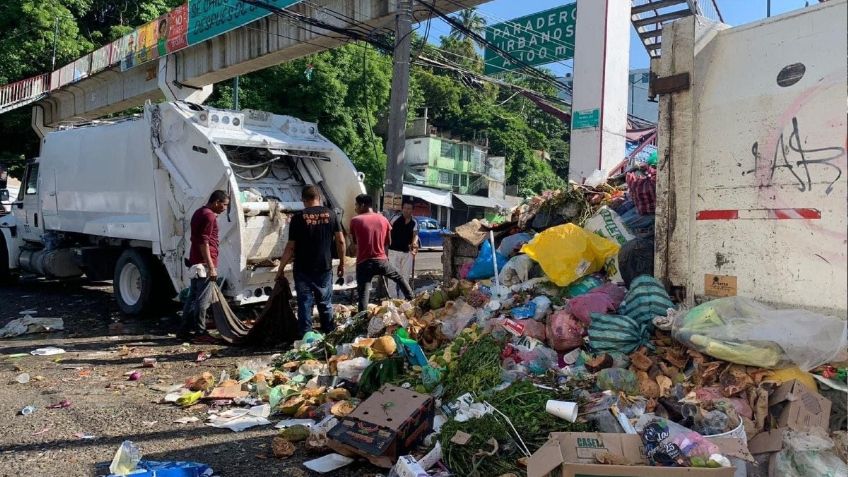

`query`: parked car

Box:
[415,216,449,249]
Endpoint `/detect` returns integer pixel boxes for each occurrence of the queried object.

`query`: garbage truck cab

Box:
[0,101,365,314]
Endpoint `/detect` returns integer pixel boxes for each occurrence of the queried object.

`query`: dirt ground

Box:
[0,277,413,477]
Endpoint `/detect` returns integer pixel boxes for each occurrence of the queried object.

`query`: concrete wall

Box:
[655,1,848,316]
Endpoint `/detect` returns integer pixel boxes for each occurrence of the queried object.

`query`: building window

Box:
[439,171,451,184]
[461,175,468,187]
[452,173,460,186]
[440,141,454,158]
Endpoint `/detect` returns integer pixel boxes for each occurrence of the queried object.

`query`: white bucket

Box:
[545,400,578,422]
[705,421,747,477]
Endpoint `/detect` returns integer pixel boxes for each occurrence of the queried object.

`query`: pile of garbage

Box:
[130,176,846,477]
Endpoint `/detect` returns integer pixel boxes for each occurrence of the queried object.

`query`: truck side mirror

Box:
[0,190,9,202]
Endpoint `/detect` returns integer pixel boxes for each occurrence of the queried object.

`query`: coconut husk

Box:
[272,437,295,458]
[186,372,215,392]
[719,364,753,397]
[279,424,311,442]
[630,350,654,372]
[272,371,288,386]
[586,353,614,373]
[331,400,356,417]
[326,388,351,401]
[637,371,660,399]
[657,375,673,398]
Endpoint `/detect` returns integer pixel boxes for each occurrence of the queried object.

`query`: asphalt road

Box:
[411,250,443,274]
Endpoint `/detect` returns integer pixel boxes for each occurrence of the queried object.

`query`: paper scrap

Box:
[303,453,355,473]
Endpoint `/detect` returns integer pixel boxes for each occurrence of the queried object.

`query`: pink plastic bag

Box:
[568,283,627,325]
[546,310,585,352]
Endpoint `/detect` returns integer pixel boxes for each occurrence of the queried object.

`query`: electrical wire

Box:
[417,1,572,93]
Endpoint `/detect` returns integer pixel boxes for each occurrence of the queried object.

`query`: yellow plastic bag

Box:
[521,223,620,287]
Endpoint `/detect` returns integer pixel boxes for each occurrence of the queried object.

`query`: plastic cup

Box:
[546,400,578,422]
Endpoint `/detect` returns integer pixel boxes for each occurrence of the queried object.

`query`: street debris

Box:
[103,440,213,477]
[0,316,64,338]
[30,347,66,356]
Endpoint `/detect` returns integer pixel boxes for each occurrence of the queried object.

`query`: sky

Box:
[425,0,820,77]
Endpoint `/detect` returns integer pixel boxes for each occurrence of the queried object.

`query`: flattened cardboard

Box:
[528,432,746,477]
[768,380,831,431]
[748,430,785,455]
[327,385,434,468]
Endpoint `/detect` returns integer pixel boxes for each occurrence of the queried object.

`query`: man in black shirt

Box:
[277,185,345,337]
[388,200,419,298]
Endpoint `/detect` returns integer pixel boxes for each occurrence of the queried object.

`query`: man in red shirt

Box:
[349,194,413,311]
[178,190,229,340]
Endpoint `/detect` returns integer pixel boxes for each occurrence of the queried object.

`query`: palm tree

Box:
[449,8,487,47]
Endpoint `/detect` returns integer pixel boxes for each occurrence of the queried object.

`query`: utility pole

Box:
[767,0,772,17]
[233,76,240,110]
[51,16,59,73]
[383,0,413,212]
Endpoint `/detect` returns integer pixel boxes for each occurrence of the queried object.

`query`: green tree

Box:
[449,8,487,48]
[209,43,392,193]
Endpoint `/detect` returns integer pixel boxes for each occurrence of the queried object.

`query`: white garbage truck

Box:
[0,101,365,314]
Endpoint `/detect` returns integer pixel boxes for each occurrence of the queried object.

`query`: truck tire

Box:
[114,248,157,316]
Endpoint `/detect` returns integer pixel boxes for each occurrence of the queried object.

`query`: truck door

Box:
[15,163,45,243]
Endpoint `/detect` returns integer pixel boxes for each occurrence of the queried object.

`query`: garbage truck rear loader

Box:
[653,0,847,317]
[0,101,365,314]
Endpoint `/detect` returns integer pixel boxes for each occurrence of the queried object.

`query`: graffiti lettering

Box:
[743,117,844,194]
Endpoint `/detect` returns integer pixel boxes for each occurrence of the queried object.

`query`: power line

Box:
[439,0,576,56]
[416,0,571,95]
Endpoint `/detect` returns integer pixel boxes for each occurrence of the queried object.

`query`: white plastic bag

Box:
[673,297,848,370]
[584,206,634,283]
[499,254,533,287]
[584,169,608,187]
[440,299,477,339]
[774,429,848,477]
[336,357,371,383]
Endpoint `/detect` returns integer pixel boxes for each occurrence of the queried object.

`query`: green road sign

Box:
[572,108,600,129]
[484,4,576,75]
[188,0,301,45]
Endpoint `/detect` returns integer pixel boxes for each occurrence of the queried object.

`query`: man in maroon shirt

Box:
[178,190,229,340]
[349,194,412,311]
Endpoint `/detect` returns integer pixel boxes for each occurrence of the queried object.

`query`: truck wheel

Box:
[114,249,157,316]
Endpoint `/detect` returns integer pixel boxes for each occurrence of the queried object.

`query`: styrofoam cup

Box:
[546,400,578,422]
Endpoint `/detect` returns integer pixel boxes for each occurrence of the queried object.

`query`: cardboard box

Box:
[528,432,752,477]
[327,385,434,468]
[767,380,831,432]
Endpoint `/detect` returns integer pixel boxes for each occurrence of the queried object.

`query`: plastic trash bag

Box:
[521,224,620,287]
[774,429,848,477]
[497,232,534,257]
[588,313,652,355]
[439,300,477,339]
[546,309,585,352]
[565,274,606,298]
[673,297,848,370]
[619,275,674,327]
[499,254,534,287]
[467,239,508,280]
[109,440,141,475]
[531,296,552,320]
[596,368,639,395]
[336,357,371,383]
[584,206,635,282]
[568,283,627,325]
